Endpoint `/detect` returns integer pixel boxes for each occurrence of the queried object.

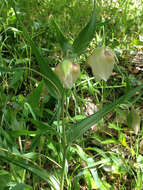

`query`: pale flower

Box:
[88,47,116,81]
[55,60,80,89]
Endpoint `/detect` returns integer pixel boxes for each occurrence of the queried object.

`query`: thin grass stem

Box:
[60,89,67,190]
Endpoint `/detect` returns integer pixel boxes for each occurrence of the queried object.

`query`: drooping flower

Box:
[55,59,80,89]
[88,47,116,81]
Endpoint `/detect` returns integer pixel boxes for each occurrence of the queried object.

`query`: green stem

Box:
[60,89,67,190]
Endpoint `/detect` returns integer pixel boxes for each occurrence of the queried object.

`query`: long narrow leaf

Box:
[66,85,143,143]
[72,0,96,56]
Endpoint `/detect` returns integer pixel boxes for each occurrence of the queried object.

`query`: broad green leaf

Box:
[0,148,60,190]
[66,85,143,144]
[53,19,73,57]
[72,0,96,56]
[10,3,63,100]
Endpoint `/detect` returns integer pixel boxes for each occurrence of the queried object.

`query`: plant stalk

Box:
[60,89,67,190]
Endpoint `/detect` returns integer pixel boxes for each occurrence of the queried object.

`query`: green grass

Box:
[0,0,143,189]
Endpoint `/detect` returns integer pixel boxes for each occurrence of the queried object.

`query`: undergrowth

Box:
[0,0,143,190]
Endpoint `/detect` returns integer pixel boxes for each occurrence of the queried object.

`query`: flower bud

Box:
[55,60,80,89]
[88,47,115,81]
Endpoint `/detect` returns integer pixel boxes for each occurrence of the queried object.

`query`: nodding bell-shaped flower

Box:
[88,47,116,81]
[55,59,80,89]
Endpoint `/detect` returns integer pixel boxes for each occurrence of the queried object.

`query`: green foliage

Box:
[67,85,143,144]
[0,0,142,189]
